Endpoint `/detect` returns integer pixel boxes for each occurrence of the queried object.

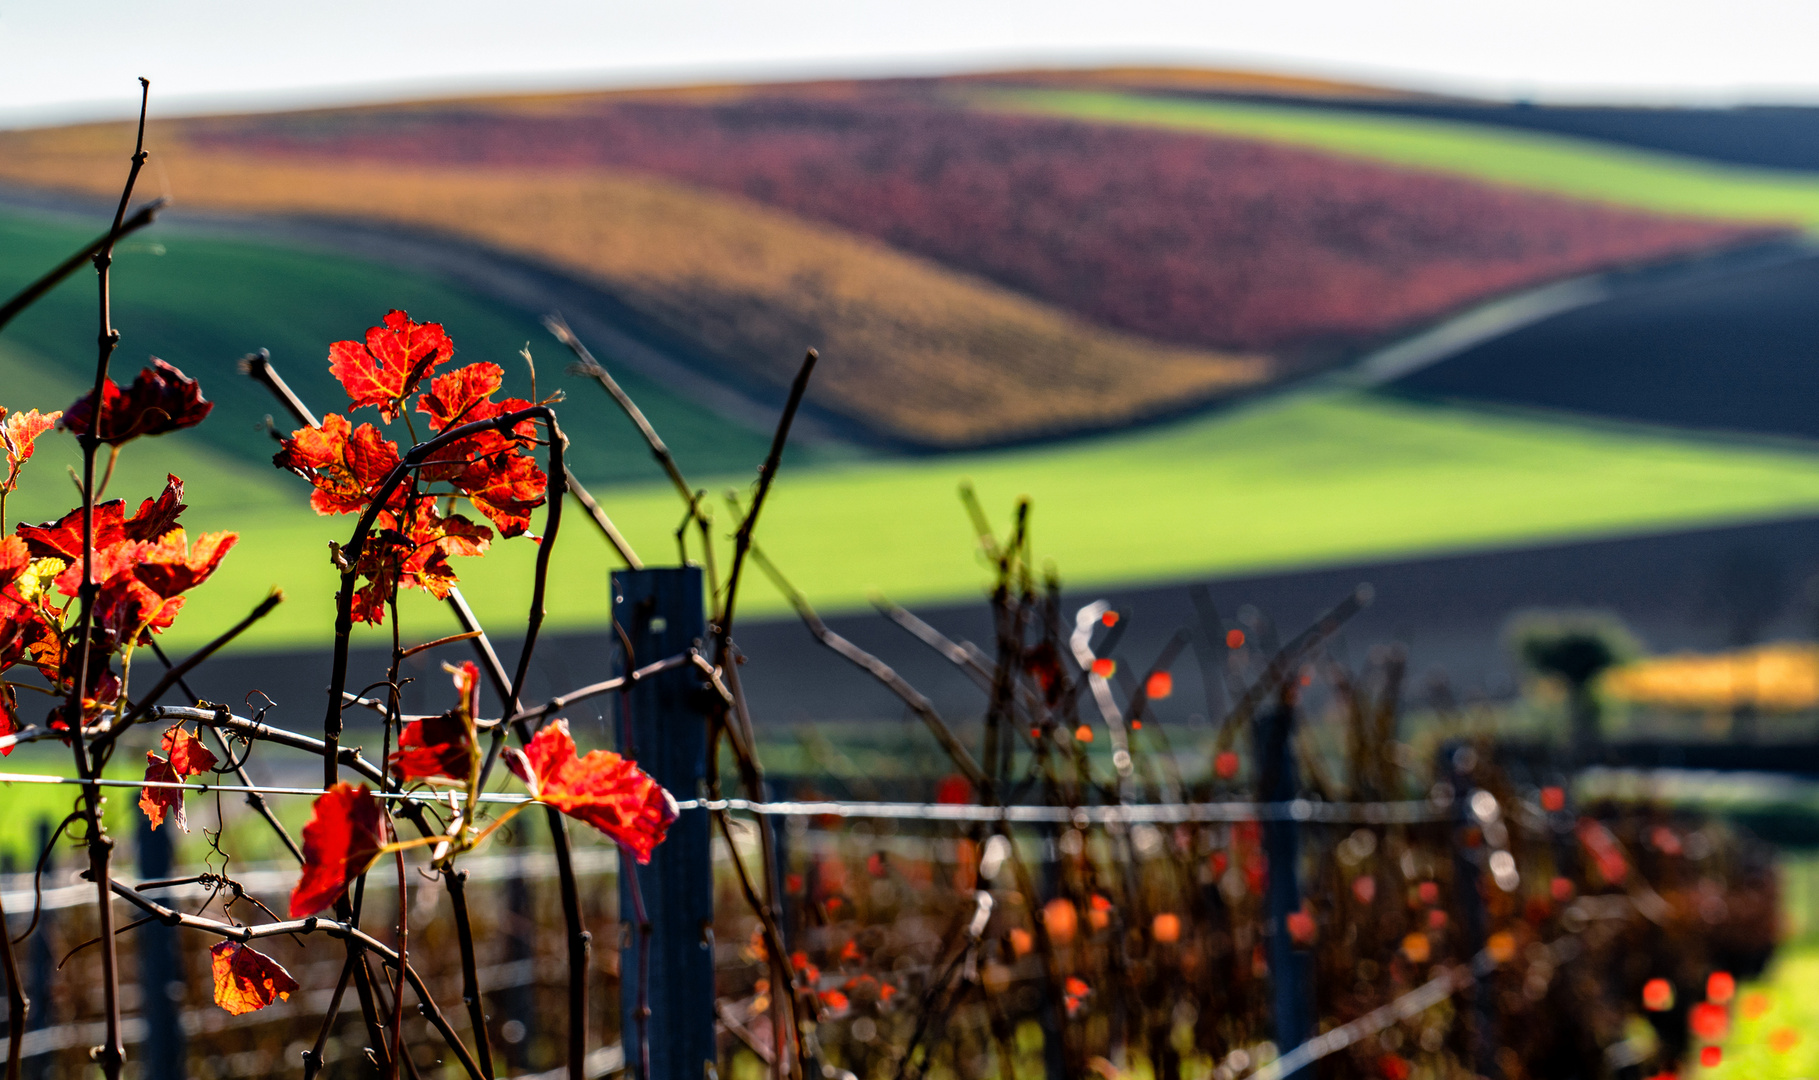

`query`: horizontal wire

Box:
[0,771,1451,823]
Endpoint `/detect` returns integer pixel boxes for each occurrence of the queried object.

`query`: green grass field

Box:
[980,89,1819,227]
[69,383,1819,652]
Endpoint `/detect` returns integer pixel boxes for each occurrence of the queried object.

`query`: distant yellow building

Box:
[1603,642,1819,713]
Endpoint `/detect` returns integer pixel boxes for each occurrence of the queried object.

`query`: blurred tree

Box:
[1508,610,1641,767]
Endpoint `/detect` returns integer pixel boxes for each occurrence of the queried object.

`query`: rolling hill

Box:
[0,76,1773,447]
[9,70,1819,653]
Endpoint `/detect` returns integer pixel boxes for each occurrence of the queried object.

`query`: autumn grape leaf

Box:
[290,783,389,917]
[61,359,213,445]
[122,475,187,541]
[209,941,299,1015]
[391,662,481,784]
[132,529,239,598]
[161,724,219,777]
[456,453,547,539]
[416,362,504,431]
[0,409,59,493]
[139,725,218,831]
[17,499,128,561]
[329,310,453,422]
[274,414,402,516]
[506,718,676,863]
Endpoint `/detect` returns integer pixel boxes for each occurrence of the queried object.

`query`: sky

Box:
[8,0,1819,126]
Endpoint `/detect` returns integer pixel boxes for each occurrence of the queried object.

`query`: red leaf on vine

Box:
[139,756,188,831]
[61,359,213,444]
[17,500,127,561]
[274,414,401,516]
[209,941,299,1015]
[391,662,481,784]
[456,452,547,539]
[0,685,18,756]
[123,475,187,541]
[132,529,239,598]
[162,724,219,777]
[329,310,453,422]
[0,535,29,584]
[0,409,59,492]
[506,719,676,863]
[290,783,389,918]
[417,362,504,431]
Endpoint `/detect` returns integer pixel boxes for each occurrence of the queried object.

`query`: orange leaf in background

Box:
[1769,1027,1800,1054]
[1042,898,1077,945]
[1065,976,1090,998]
[1688,1001,1729,1041]
[1145,670,1173,699]
[1486,931,1517,964]
[506,719,676,863]
[1400,932,1431,964]
[1090,657,1114,678]
[61,359,213,445]
[274,414,402,516]
[329,310,453,422]
[1700,1047,1721,1068]
[819,989,849,1012]
[1214,750,1240,779]
[1706,970,1734,1004]
[0,408,58,492]
[209,941,299,1015]
[1741,991,1772,1019]
[1008,928,1033,956]
[1151,912,1181,944]
[1540,786,1567,812]
[1225,629,1245,649]
[1100,611,1118,628]
[289,783,388,918]
[1074,724,1094,743]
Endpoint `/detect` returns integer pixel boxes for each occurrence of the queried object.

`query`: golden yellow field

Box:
[0,125,1269,446]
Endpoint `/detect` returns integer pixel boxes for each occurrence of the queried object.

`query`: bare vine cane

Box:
[556,318,817,1077]
[61,78,152,1080]
[0,199,163,334]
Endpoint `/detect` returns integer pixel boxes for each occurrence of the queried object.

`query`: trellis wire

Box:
[0,772,1451,823]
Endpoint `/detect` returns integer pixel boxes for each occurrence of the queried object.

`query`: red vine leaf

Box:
[391,661,481,784]
[274,414,402,516]
[290,783,389,918]
[416,362,504,431]
[123,475,188,541]
[456,452,547,539]
[507,718,676,863]
[132,529,239,598]
[139,755,188,831]
[17,500,128,561]
[0,409,59,492]
[61,359,213,445]
[328,310,453,422]
[209,941,299,1015]
[162,724,219,777]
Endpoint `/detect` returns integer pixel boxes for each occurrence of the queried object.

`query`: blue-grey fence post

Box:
[613,567,715,1080]
[135,814,185,1080]
[1256,696,1313,1076]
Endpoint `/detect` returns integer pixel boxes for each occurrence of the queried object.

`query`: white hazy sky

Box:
[7,0,1819,127]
